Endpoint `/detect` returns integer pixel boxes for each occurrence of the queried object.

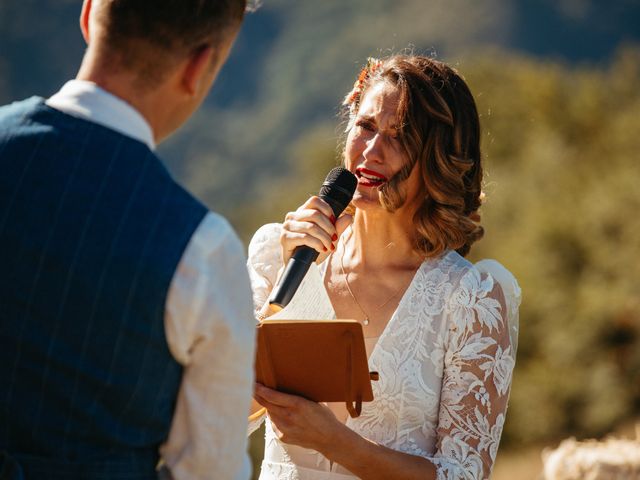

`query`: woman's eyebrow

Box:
[356,114,400,133]
[357,114,375,123]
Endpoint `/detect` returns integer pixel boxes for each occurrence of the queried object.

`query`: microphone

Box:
[269,167,358,309]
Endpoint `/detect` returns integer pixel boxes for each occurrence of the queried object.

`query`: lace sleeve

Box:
[475,260,521,355]
[432,266,520,480]
[247,223,284,315]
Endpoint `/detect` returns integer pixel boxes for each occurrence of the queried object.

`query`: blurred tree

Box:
[466,46,640,444]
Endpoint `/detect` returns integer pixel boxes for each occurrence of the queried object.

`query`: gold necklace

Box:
[338,231,407,326]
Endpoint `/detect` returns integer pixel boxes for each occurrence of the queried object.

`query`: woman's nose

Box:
[363,133,384,163]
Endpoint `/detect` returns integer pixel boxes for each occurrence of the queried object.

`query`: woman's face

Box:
[344,81,421,212]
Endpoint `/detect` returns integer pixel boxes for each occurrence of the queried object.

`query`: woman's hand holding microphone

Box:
[280,195,353,266]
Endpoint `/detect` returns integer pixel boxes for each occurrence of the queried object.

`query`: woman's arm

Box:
[430,270,516,479]
[247,199,352,317]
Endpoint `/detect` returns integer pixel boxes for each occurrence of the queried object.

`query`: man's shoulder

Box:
[0,96,44,113]
[0,96,45,125]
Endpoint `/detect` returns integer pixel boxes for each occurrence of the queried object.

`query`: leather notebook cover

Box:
[255,320,377,418]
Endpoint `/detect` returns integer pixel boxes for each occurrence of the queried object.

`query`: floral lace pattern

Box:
[248,224,521,480]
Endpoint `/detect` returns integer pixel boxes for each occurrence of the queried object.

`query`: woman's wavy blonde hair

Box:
[342,54,484,258]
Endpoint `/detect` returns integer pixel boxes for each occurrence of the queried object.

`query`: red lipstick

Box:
[355,167,388,187]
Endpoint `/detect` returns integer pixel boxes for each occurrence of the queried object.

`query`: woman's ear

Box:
[181,46,216,96]
[80,0,92,44]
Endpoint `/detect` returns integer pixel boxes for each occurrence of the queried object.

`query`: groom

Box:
[0,1,256,479]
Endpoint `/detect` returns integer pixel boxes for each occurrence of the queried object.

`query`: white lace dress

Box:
[247,224,521,480]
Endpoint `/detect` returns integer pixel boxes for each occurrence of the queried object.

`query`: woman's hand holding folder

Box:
[254,383,349,454]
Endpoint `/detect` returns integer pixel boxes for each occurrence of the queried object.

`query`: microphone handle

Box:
[269,249,317,308]
[268,193,347,309]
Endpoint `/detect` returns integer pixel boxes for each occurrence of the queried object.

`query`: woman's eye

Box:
[356,120,374,132]
[385,132,400,146]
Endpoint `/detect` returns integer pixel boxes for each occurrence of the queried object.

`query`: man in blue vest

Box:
[0,1,256,479]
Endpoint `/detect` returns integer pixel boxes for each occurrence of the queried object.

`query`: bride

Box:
[247,54,520,480]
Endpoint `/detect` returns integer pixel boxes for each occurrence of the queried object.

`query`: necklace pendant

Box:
[362,318,369,326]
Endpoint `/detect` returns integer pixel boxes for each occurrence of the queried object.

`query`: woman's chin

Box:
[351,190,383,211]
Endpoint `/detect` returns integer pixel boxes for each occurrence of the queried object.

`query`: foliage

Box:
[465,47,640,444]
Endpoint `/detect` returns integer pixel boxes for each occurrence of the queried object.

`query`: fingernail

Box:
[330,215,336,224]
[331,243,335,251]
[332,234,338,241]
[323,246,328,252]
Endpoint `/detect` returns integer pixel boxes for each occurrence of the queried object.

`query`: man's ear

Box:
[80,0,92,44]
[181,46,216,97]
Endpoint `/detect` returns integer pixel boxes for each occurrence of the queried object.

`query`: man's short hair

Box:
[94,0,248,85]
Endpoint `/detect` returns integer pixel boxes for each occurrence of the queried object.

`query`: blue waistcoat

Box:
[0,98,208,479]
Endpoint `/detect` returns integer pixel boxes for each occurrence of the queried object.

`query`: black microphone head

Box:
[318,167,358,217]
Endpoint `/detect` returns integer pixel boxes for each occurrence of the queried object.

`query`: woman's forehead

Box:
[358,82,401,126]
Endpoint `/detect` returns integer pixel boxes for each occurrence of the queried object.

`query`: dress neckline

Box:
[318,250,455,367]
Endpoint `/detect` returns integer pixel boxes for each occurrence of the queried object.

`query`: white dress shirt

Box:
[47,80,256,480]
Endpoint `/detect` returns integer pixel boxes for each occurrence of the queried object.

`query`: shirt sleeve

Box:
[160,212,256,480]
[431,266,520,480]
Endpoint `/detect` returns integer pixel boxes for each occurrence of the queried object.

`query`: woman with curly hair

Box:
[247,54,521,480]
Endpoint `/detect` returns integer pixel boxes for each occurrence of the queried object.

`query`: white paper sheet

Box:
[268,263,336,320]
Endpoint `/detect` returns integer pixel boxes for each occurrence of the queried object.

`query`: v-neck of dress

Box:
[317,252,448,365]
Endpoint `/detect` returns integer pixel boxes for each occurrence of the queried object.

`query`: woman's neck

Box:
[346,208,422,271]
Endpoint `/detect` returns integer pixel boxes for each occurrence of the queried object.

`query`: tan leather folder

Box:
[255,320,378,418]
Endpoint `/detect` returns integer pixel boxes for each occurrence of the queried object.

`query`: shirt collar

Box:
[46,80,156,150]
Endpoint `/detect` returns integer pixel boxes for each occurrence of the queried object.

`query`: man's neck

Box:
[76,55,174,144]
